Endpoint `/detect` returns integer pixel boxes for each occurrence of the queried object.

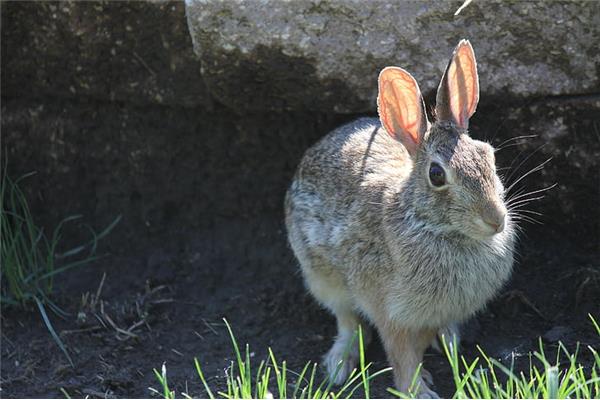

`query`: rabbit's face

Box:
[377,40,510,241]
[416,123,508,240]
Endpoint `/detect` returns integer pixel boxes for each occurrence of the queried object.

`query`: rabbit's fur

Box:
[284,41,515,397]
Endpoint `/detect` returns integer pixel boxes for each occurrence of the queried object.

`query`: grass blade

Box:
[194,357,216,399]
[34,296,74,367]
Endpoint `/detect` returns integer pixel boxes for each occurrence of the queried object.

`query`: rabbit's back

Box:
[285,117,411,278]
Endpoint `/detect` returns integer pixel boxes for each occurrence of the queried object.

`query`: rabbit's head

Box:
[377,40,508,240]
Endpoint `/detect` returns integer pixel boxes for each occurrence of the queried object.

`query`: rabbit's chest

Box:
[386,239,514,328]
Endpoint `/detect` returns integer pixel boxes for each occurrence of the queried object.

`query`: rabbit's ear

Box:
[435,40,479,129]
[377,67,428,156]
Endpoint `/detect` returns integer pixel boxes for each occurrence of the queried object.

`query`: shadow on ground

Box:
[2,92,599,398]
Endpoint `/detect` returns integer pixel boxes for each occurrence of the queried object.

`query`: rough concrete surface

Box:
[186,0,600,112]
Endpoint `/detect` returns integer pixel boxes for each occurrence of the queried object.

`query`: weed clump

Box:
[1,170,120,366]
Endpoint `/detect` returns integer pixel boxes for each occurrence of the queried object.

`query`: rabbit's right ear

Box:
[435,40,479,129]
[377,67,428,156]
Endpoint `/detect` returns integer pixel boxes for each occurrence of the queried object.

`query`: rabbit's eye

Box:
[429,163,446,187]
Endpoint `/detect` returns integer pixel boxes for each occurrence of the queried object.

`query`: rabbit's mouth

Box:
[468,216,506,239]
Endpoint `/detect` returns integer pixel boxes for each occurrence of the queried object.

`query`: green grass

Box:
[1,170,120,366]
[150,320,390,399]
[151,316,600,399]
[432,322,600,399]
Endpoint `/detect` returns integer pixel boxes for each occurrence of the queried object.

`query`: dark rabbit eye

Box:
[429,163,446,187]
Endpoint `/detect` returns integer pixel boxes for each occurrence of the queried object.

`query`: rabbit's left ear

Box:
[435,40,479,129]
[377,67,429,156]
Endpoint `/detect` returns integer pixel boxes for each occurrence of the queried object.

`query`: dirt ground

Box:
[2,96,599,398]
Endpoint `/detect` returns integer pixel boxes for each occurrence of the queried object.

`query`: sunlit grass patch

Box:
[393,315,600,399]
[152,316,599,399]
[150,320,390,399]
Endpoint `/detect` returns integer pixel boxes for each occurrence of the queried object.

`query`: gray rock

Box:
[186,0,600,112]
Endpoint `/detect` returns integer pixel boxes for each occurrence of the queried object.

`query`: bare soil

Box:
[1,97,599,398]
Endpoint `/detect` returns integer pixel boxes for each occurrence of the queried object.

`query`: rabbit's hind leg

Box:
[302,267,371,385]
[430,322,460,354]
[323,308,372,385]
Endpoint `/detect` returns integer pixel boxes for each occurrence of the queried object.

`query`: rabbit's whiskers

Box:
[507,195,546,208]
[505,157,552,194]
[509,214,542,225]
[506,184,557,206]
[501,151,555,227]
[494,134,538,152]
[504,143,549,185]
[508,206,543,222]
[509,209,542,216]
[506,187,553,226]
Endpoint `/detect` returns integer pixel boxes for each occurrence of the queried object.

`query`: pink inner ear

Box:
[448,43,478,128]
[378,68,422,145]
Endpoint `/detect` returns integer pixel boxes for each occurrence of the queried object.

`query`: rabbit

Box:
[284,40,516,398]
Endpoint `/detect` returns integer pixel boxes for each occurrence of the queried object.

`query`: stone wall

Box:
[2,1,599,252]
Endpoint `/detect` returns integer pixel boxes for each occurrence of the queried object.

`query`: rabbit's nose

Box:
[483,211,506,233]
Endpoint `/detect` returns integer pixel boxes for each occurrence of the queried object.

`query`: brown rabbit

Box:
[284,40,516,397]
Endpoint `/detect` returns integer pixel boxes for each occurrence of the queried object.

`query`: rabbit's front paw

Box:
[323,344,358,385]
[402,380,439,399]
[421,367,434,386]
[417,384,440,399]
[409,372,437,398]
